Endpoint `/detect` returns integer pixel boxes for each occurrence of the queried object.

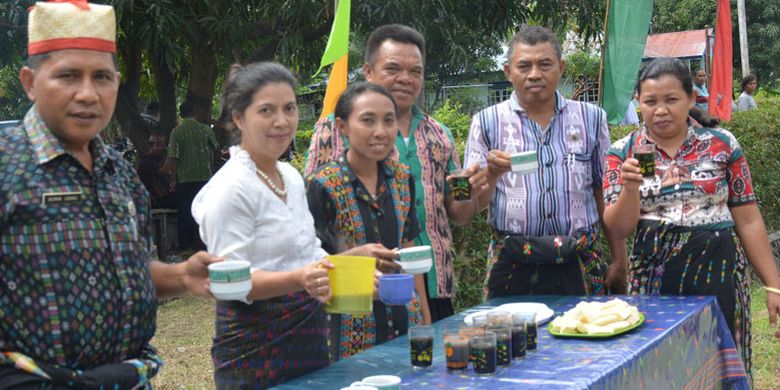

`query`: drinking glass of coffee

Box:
[470,314,488,329]
[409,326,434,369]
[520,312,538,350]
[459,325,483,366]
[469,331,497,375]
[510,313,528,359]
[486,325,512,367]
[443,329,469,370]
[449,169,472,201]
[486,311,512,327]
[634,143,656,178]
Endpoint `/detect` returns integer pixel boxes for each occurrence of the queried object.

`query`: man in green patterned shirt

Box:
[164,102,218,250]
[305,25,490,321]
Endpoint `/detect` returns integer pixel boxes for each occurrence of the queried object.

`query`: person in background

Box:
[619,96,639,126]
[164,101,217,250]
[307,82,430,361]
[210,110,232,171]
[603,57,780,377]
[736,74,758,112]
[463,26,627,298]
[305,24,488,322]
[0,2,219,388]
[141,101,161,135]
[692,68,709,112]
[192,62,393,388]
[137,133,175,209]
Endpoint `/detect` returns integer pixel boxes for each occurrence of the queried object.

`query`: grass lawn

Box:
[750,286,780,388]
[151,295,215,389]
[151,284,779,389]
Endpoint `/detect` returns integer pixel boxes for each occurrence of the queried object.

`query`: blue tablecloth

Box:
[274,295,749,389]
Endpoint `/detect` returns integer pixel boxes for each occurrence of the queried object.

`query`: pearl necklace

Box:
[255,166,287,197]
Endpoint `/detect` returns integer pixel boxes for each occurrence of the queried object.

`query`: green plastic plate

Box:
[548,312,645,338]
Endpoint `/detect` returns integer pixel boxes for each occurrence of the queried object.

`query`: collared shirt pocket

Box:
[567,152,593,190]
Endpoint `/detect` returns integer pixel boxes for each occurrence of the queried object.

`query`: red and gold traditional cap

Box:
[28,0,116,56]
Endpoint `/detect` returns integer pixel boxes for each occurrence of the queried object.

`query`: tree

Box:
[0,1,32,120]
[651,0,716,34]
[0,0,606,154]
[562,50,600,100]
[741,0,780,83]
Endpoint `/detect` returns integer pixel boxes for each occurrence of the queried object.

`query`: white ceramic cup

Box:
[208,260,252,302]
[510,150,539,174]
[351,375,401,390]
[397,246,432,275]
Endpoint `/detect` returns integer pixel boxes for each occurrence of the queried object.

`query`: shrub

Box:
[294,117,316,154]
[433,100,472,142]
[432,100,492,309]
[727,96,780,231]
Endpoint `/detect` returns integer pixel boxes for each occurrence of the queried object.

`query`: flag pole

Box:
[597,0,612,107]
[704,26,711,85]
[736,0,750,75]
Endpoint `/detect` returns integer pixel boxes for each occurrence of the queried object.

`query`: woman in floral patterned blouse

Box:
[603,58,780,377]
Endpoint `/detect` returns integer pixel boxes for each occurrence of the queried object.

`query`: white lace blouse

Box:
[192,146,328,272]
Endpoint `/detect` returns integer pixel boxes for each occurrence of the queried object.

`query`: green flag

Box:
[314,0,351,77]
[602,0,653,125]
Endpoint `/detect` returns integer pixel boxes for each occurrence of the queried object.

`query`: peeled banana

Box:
[550,298,642,335]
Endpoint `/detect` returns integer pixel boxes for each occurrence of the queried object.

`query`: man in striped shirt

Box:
[464,26,627,298]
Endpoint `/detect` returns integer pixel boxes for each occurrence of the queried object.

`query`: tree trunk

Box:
[186,44,217,125]
[150,48,177,136]
[114,44,149,155]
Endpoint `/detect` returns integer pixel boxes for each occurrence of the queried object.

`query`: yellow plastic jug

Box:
[326,255,376,314]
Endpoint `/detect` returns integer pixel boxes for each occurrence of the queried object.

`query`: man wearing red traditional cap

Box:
[0,2,221,388]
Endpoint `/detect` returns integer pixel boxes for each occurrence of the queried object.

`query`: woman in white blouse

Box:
[191,62,393,389]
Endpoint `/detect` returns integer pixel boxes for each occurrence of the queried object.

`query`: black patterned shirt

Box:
[0,107,158,370]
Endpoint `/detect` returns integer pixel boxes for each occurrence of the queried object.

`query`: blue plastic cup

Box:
[378,274,414,305]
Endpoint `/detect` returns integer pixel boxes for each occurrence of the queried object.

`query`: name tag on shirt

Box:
[42,191,84,205]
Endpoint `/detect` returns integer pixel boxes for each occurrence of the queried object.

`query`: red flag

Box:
[709,0,733,121]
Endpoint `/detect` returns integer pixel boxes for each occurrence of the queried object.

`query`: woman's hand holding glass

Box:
[620,158,644,193]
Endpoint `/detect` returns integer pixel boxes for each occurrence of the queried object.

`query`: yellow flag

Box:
[317,0,350,119]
